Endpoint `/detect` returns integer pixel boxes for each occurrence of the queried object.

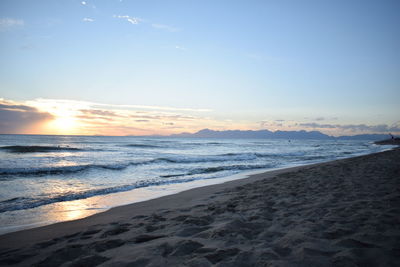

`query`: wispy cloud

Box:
[298,122,400,133]
[92,102,211,112]
[4,98,396,136]
[151,23,179,32]
[258,118,400,135]
[82,18,94,22]
[80,109,118,117]
[28,98,212,113]
[20,98,217,135]
[175,45,186,51]
[81,1,96,9]
[112,16,180,34]
[0,18,24,31]
[113,15,142,25]
[298,122,336,129]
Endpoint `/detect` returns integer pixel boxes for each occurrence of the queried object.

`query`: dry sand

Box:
[0,148,399,266]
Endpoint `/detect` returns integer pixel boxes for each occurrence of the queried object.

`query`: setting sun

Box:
[46,116,78,134]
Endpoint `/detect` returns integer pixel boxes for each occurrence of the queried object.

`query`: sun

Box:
[47,116,78,134]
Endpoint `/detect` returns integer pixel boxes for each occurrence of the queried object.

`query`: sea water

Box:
[0,134,391,234]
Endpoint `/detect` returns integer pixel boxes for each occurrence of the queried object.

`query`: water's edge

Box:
[1,147,395,235]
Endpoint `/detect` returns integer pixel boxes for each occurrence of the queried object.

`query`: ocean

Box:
[0,134,391,234]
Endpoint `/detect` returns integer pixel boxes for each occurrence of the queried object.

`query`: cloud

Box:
[82,124,150,136]
[92,102,211,112]
[83,18,94,22]
[0,18,24,31]
[29,98,211,113]
[175,45,186,50]
[298,122,400,133]
[77,115,114,121]
[113,15,142,25]
[315,117,324,121]
[0,102,53,134]
[81,1,96,9]
[259,120,288,129]
[152,23,179,32]
[80,109,118,117]
[299,123,336,129]
[77,109,121,121]
[339,123,400,133]
[130,113,197,121]
[0,103,37,112]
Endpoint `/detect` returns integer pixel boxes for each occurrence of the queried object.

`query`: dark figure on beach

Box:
[389,133,394,140]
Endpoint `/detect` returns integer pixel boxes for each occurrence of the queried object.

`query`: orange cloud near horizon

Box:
[0,98,399,136]
[0,98,248,136]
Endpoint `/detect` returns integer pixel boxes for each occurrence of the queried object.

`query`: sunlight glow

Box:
[47,116,78,134]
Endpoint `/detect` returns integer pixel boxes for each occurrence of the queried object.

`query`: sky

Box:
[0,0,399,136]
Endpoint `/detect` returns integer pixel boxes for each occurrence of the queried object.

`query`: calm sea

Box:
[0,134,391,234]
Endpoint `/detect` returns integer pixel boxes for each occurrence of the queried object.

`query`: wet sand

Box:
[1,148,399,266]
[374,138,400,146]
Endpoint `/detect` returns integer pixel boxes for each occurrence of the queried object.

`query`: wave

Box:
[0,176,203,213]
[0,152,295,177]
[161,163,276,178]
[0,160,161,177]
[188,163,275,175]
[183,142,226,145]
[0,165,122,176]
[0,145,83,153]
[0,150,317,178]
[157,153,260,163]
[0,162,278,213]
[160,173,186,178]
[125,144,162,148]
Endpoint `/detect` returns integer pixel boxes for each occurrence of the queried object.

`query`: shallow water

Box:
[0,134,391,234]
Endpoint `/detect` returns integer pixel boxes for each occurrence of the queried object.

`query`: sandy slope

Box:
[0,149,399,266]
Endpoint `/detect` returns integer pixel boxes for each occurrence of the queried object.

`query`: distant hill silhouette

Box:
[169,129,391,141]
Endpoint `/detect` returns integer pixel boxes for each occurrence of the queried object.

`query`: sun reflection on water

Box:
[51,199,104,222]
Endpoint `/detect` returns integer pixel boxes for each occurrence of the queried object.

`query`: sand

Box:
[0,148,399,266]
[374,138,400,146]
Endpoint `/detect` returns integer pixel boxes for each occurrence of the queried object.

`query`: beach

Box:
[0,148,399,266]
[2,136,385,234]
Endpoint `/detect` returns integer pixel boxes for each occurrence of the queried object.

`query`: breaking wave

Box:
[0,145,83,153]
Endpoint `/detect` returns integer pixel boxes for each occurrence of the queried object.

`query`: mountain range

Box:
[169,129,391,141]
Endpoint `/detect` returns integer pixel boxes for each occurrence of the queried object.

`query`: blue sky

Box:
[0,0,399,135]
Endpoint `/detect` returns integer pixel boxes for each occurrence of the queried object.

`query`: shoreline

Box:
[0,163,311,244]
[1,144,393,236]
[0,167,278,236]
[1,148,399,266]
